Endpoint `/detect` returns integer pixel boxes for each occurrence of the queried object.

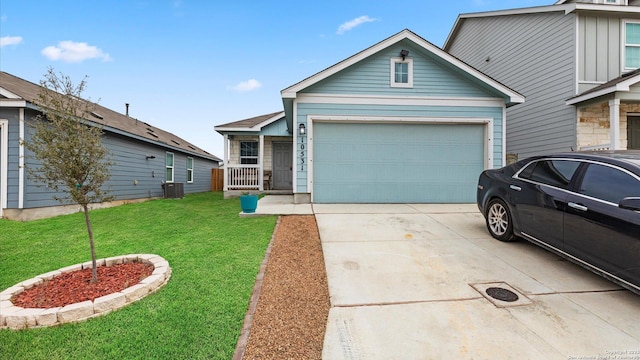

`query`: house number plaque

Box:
[299,136,306,171]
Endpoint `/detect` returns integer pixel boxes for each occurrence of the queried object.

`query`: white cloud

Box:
[1,36,23,47]
[41,41,112,63]
[336,15,378,35]
[231,79,262,92]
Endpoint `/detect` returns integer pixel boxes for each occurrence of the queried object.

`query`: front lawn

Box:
[0,192,277,359]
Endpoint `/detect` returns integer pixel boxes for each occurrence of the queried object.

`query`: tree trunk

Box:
[83,204,98,283]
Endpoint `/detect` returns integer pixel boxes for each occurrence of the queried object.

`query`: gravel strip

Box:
[241,215,330,359]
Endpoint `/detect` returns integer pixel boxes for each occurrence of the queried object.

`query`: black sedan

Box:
[477,151,640,295]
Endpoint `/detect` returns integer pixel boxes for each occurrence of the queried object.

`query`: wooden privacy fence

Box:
[211,168,224,191]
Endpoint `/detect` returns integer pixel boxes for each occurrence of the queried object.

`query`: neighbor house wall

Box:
[447,10,577,158]
[17,114,218,212]
[578,14,622,91]
[0,107,26,210]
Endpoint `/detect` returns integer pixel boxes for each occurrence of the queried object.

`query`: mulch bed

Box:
[241,215,330,359]
[11,262,154,309]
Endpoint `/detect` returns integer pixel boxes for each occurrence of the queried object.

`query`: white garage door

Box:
[312,122,485,203]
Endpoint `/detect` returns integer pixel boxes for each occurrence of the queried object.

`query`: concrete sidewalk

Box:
[239,195,313,217]
[250,197,640,359]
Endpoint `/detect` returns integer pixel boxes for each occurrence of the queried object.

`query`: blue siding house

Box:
[0,71,221,220]
[216,29,523,203]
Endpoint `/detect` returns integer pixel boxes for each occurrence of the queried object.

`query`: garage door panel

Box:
[313,122,484,203]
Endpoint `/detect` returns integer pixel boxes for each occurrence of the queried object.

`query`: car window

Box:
[579,163,640,204]
[518,160,580,189]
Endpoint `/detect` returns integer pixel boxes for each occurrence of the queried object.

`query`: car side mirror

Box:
[619,197,640,211]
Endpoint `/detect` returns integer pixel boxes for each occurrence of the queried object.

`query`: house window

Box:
[240,141,258,164]
[390,57,413,88]
[187,157,194,183]
[625,21,640,69]
[165,152,174,182]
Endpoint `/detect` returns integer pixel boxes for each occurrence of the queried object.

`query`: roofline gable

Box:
[566,73,640,104]
[444,3,640,51]
[282,29,523,104]
[444,4,572,51]
[0,87,21,99]
[214,111,286,134]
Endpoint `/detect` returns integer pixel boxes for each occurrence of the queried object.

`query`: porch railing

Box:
[225,164,261,190]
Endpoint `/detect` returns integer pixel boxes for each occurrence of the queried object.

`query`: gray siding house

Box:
[216,29,523,204]
[444,0,640,159]
[0,71,221,220]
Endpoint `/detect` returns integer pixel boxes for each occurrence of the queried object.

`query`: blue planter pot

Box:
[240,194,258,213]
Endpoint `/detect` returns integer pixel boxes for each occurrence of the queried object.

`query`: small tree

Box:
[23,68,113,283]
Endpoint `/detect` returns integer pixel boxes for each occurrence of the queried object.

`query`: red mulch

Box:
[11,262,154,309]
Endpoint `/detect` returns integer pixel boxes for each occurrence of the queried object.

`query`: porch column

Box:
[610,98,621,150]
[223,134,229,191]
[259,135,264,191]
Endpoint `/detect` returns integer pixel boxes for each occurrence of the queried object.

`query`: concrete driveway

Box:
[315,204,640,359]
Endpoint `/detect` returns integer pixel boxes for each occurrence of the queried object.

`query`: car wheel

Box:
[486,199,516,242]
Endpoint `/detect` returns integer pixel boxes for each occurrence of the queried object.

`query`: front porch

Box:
[576,100,640,151]
[215,112,294,197]
[223,161,293,196]
[221,135,293,195]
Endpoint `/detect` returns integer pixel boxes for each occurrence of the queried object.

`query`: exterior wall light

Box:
[146,155,156,160]
[400,49,409,61]
[299,123,306,135]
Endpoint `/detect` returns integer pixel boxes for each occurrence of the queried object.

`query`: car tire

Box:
[486,199,516,242]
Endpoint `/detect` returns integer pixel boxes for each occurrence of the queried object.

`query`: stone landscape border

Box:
[0,254,171,330]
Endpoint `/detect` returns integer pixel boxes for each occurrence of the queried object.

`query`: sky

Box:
[1,0,552,160]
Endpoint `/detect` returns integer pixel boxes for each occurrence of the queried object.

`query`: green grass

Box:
[0,192,277,359]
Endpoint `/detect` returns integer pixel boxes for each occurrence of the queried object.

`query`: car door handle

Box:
[568,202,588,212]
[509,185,521,191]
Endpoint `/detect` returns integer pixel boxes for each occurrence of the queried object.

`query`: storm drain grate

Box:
[470,282,532,308]
[485,287,519,302]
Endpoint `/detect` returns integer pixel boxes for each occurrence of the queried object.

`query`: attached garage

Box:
[312,120,488,203]
[281,29,524,204]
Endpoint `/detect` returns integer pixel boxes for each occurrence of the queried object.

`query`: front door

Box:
[629,116,640,149]
[272,142,292,189]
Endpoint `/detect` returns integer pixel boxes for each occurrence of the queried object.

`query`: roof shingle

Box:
[0,71,220,161]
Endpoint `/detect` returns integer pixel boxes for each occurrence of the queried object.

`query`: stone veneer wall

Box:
[576,102,640,149]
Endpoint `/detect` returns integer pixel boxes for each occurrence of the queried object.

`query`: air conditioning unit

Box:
[163,182,184,199]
